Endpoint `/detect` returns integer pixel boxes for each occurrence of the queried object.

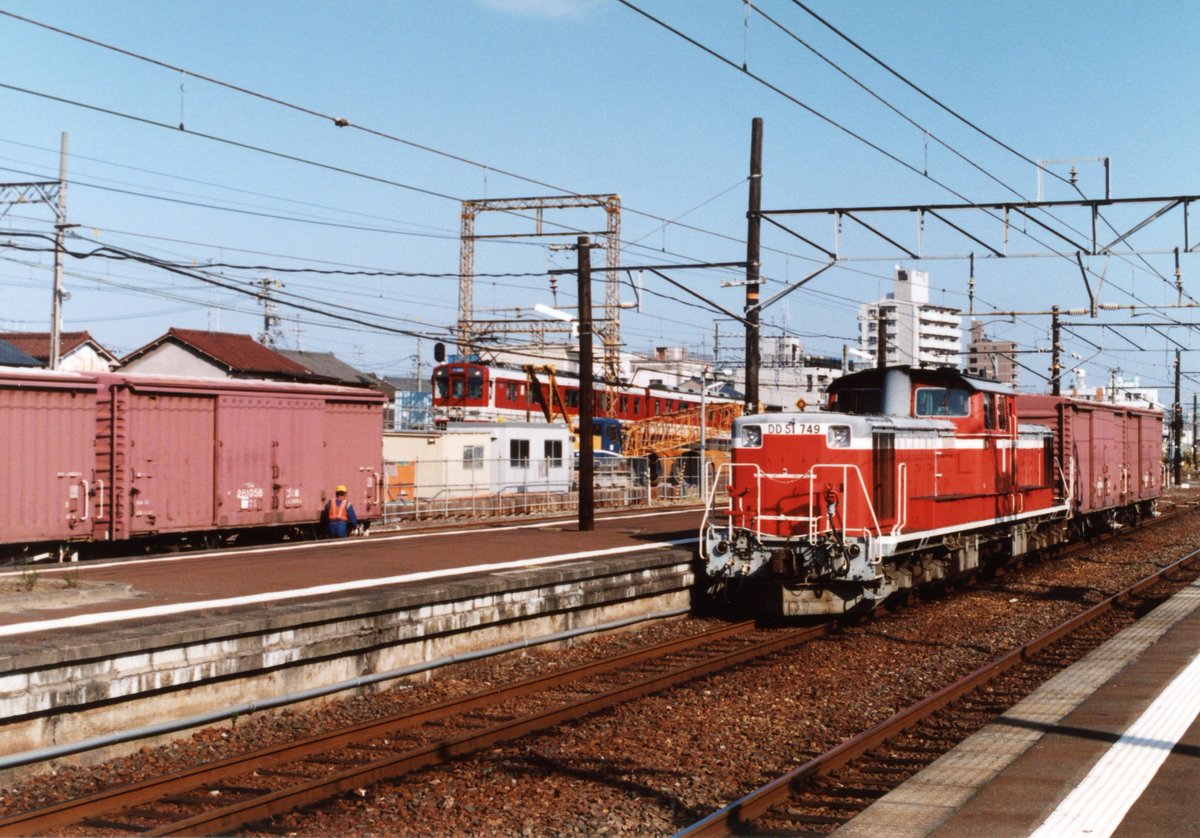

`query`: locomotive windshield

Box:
[828,387,883,415]
[914,387,970,417]
[433,366,485,400]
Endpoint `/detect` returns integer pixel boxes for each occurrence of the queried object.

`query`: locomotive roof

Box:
[828,365,1014,396]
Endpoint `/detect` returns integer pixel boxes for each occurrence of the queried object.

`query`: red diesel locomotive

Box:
[701,365,1162,616]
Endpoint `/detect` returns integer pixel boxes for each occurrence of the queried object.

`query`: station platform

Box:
[838,576,1200,837]
[0,509,701,778]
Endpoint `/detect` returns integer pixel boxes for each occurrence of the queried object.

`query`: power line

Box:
[0,10,815,265]
[775,1,1197,309]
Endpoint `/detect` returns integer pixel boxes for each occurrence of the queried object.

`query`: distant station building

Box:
[858,268,962,368]
[965,320,1019,385]
[0,330,118,372]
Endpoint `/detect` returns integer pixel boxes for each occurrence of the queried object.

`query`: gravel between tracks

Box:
[3,499,1199,836]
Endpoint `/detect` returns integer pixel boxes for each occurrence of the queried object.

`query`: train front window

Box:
[433,373,449,399]
[467,369,484,399]
[915,387,970,417]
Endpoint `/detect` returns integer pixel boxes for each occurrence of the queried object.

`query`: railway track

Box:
[0,620,831,836]
[4,497,1197,835]
[678,546,1200,836]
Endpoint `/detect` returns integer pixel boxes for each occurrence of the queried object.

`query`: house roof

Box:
[0,337,41,366]
[278,350,374,384]
[121,328,314,378]
[0,331,117,364]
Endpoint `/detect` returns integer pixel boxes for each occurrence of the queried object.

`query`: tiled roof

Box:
[0,337,41,366]
[122,328,314,377]
[278,351,397,395]
[277,350,369,383]
[0,331,115,363]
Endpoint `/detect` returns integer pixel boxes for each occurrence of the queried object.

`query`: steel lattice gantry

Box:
[0,181,62,223]
[458,194,622,385]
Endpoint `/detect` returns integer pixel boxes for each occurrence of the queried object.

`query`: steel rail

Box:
[144,622,832,835]
[678,546,1200,837]
[0,620,831,836]
[0,619,755,835]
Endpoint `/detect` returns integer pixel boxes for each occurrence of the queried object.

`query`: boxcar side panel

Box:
[324,400,384,521]
[122,392,217,535]
[0,373,97,545]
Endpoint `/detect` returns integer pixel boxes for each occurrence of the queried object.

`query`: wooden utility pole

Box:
[1051,305,1061,395]
[744,117,762,414]
[1173,350,1183,487]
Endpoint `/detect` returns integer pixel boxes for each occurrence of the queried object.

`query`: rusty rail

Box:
[0,620,833,836]
[678,546,1200,837]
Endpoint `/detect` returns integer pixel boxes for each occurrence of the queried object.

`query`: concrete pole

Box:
[577,236,594,532]
[50,132,68,371]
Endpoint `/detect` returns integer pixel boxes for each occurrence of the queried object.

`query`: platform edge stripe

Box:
[1029,647,1200,838]
[835,579,1200,838]
[0,538,696,639]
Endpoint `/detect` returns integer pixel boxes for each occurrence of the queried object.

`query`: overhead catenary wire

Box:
[620,0,1189,368]
[2,7,1185,383]
[774,0,1198,311]
[0,10,828,269]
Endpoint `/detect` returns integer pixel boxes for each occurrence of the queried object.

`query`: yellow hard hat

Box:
[336,484,347,494]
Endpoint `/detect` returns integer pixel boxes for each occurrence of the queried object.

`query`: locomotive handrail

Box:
[703,461,881,554]
[891,462,908,536]
[807,464,882,542]
[698,462,732,541]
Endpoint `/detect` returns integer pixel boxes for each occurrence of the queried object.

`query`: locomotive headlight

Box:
[827,425,851,448]
[741,425,763,448]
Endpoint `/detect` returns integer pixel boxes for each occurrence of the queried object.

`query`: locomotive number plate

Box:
[764,422,823,434]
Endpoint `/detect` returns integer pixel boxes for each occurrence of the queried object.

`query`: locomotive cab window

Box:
[914,387,969,417]
[829,388,882,415]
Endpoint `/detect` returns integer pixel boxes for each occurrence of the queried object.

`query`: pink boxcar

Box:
[0,366,385,555]
[0,368,100,551]
[92,373,385,542]
[1017,394,1162,518]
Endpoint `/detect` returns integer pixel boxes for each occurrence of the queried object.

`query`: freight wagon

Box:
[1016,394,1161,530]
[0,366,386,561]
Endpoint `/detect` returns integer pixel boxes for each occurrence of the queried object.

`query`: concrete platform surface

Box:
[838,578,1200,837]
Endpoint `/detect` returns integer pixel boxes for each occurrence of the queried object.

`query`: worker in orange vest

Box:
[321,484,358,538]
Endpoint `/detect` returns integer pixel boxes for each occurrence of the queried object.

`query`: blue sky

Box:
[1,0,1197,393]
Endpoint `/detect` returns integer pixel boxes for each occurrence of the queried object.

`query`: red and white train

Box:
[432,360,722,425]
[701,365,1163,616]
